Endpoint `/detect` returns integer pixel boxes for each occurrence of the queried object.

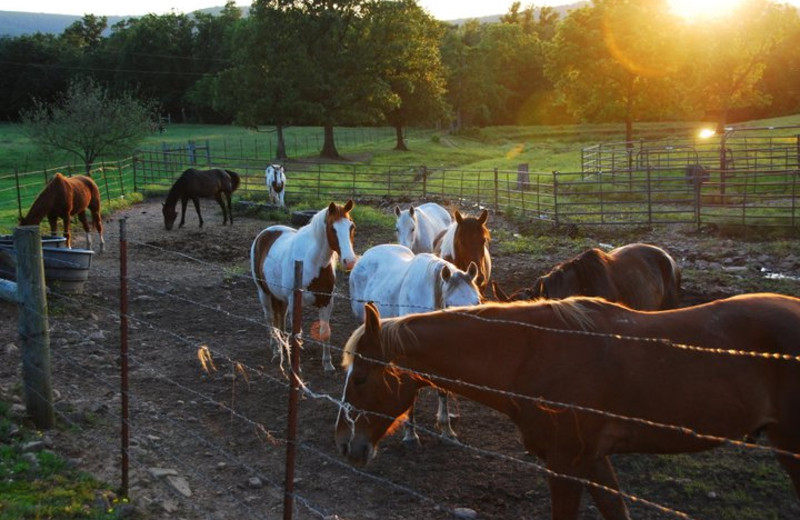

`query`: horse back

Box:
[609,244,681,310]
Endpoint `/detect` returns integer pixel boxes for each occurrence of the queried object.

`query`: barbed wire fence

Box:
[5,215,799,519]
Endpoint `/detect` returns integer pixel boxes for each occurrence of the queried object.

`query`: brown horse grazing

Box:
[19,172,104,252]
[434,209,491,294]
[336,295,800,520]
[250,200,357,372]
[494,243,681,310]
[162,168,241,230]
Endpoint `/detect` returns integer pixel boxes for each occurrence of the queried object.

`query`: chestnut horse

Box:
[336,295,800,519]
[162,168,241,230]
[494,243,681,310]
[434,209,491,294]
[19,172,104,252]
[250,200,357,371]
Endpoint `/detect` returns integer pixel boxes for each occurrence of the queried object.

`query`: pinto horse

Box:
[434,209,491,294]
[494,243,681,310]
[19,172,104,252]
[162,168,241,230]
[336,294,800,520]
[394,202,451,254]
[265,164,286,207]
[250,200,357,372]
[349,243,481,443]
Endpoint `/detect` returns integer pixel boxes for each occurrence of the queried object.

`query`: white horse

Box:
[265,164,286,207]
[349,243,481,443]
[251,200,357,371]
[394,202,452,254]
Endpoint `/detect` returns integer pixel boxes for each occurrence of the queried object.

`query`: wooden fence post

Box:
[16,226,54,430]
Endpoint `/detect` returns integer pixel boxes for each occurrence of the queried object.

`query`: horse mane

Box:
[341,316,417,369]
[544,248,609,296]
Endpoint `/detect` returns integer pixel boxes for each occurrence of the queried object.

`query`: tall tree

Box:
[683,0,793,132]
[367,0,449,150]
[545,0,684,142]
[20,77,154,175]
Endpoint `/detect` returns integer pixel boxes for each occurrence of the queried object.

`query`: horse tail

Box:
[226,170,241,193]
[251,228,281,297]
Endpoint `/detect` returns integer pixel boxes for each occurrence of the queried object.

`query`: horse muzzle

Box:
[337,434,375,467]
[341,256,358,272]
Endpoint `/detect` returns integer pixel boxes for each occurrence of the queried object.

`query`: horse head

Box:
[439,261,482,308]
[453,209,491,290]
[162,202,178,230]
[336,302,419,466]
[267,164,285,192]
[325,200,357,271]
[394,205,418,250]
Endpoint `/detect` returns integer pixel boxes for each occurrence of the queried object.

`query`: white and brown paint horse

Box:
[250,200,357,371]
[434,209,492,295]
[394,202,451,254]
[265,164,286,207]
[349,243,481,443]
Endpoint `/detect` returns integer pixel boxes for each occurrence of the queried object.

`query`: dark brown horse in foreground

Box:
[434,209,491,294]
[336,295,800,519]
[162,168,241,230]
[19,172,104,252]
[494,243,681,310]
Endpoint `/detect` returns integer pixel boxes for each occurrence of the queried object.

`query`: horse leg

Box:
[179,197,189,228]
[191,197,203,227]
[214,193,228,225]
[546,473,584,520]
[92,209,105,253]
[585,457,631,520]
[226,192,233,225]
[766,424,800,499]
[76,211,92,251]
[61,215,72,249]
[402,398,422,447]
[435,390,458,439]
[46,215,59,241]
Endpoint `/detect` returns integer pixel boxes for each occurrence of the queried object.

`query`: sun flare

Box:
[668,0,745,20]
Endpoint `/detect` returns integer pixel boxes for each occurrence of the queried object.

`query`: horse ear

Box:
[364,302,381,337]
[328,201,337,215]
[344,199,354,213]
[478,209,489,225]
[467,261,479,280]
[454,210,463,223]
[408,205,415,217]
[394,206,401,217]
[440,265,452,282]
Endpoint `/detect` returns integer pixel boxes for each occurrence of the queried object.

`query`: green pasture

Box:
[3,114,800,235]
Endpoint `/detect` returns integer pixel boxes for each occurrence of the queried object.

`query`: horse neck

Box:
[21,181,58,224]
[397,314,520,414]
[303,210,336,265]
[164,182,182,208]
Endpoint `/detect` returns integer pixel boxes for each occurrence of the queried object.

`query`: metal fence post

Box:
[283,260,303,520]
[119,218,130,498]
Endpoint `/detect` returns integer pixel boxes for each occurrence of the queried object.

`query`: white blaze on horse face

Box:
[333,218,357,271]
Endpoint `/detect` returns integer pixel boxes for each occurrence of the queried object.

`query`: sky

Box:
[3,0,800,20]
[1,0,564,20]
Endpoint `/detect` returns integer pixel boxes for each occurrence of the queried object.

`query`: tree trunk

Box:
[393,122,408,151]
[276,124,288,160]
[320,124,340,159]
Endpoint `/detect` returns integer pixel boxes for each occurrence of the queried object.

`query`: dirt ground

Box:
[1,197,800,520]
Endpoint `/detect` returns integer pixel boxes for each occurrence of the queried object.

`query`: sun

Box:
[667,0,745,20]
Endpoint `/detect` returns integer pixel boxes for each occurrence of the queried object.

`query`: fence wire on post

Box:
[283,260,303,520]
[119,218,130,499]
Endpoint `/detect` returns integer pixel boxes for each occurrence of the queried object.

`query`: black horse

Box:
[162,168,241,230]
